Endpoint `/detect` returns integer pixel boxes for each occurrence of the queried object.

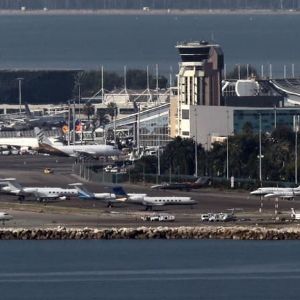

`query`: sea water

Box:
[0,14,299,76]
[0,239,300,299]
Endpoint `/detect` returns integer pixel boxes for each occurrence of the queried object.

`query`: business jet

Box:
[70,183,146,207]
[69,184,196,210]
[0,178,78,202]
[151,177,211,191]
[291,208,300,220]
[69,183,122,206]
[250,186,300,196]
[0,212,13,225]
[113,186,197,210]
[34,127,121,158]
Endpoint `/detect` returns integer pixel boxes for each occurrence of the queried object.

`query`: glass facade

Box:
[234,109,300,134]
[139,112,171,147]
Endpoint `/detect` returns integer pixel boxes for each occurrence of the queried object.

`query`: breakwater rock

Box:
[1,226,300,240]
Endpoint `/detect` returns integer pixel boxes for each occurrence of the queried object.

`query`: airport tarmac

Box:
[0,154,298,228]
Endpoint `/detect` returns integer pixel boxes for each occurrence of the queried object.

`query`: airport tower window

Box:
[182,109,189,120]
[190,77,193,104]
[185,77,188,104]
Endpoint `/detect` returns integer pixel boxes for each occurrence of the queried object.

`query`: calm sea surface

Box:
[0,14,299,76]
[0,240,300,299]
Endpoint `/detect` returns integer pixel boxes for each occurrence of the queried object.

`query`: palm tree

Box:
[82,102,94,120]
[107,102,117,120]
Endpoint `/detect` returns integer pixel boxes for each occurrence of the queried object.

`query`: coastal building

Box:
[188,106,300,148]
[104,103,171,148]
[175,41,224,138]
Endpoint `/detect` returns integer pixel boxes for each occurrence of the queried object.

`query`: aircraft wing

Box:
[150,183,169,189]
[150,184,164,189]
[73,150,98,158]
[151,182,191,190]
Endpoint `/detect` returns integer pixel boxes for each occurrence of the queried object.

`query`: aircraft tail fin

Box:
[195,177,211,185]
[68,183,93,199]
[0,178,23,192]
[195,177,202,184]
[112,186,128,201]
[24,103,33,118]
[34,127,53,146]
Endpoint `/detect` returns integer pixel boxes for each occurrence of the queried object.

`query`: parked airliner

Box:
[35,128,121,158]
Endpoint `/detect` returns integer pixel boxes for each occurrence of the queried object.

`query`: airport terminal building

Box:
[1,41,300,151]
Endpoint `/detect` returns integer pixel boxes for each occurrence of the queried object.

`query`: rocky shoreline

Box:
[1,226,300,240]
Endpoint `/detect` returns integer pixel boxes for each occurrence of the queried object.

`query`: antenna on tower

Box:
[169,65,173,88]
[124,65,128,94]
[155,64,159,91]
[101,65,104,102]
[146,65,150,91]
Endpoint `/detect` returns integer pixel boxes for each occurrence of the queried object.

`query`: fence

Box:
[73,162,297,190]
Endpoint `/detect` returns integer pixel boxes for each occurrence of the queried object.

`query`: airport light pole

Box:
[194,107,198,178]
[258,113,264,212]
[274,106,277,129]
[296,124,298,185]
[294,115,299,185]
[78,82,81,120]
[259,113,262,185]
[72,100,76,145]
[226,110,229,180]
[17,78,24,114]
[67,100,71,145]
[157,105,161,183]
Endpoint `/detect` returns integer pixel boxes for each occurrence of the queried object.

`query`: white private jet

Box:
[291,208,300,220]
[0,212,13,225]
[113,186,197,210]
[0,178,78,202]
[250,186,300,197]
[34,127,121,158]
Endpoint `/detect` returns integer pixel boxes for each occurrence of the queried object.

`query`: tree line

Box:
[132,124,300,185]
[0,69,168,104]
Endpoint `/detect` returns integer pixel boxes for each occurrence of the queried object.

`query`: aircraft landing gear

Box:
[18,195,25,203]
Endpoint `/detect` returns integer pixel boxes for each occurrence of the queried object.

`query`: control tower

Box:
[173,41,224,138]
[176,41,224,106]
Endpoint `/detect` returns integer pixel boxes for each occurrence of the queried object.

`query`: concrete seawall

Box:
[1,226,300,240]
